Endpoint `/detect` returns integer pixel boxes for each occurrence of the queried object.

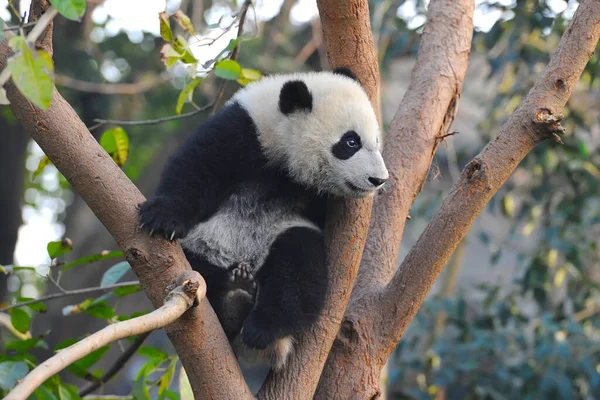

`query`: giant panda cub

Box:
[138,67,389,370]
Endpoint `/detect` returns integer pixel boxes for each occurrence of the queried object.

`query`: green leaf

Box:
[173,35,197,64]
[100,261,131,287]
[160,44,181,68]
[501,194,515,218]
[0,361,29,391]
[8,37,54,110]
[213,38,241,63]
[159,11,174,42]
[158,358,178,398]
[138,346,168,361]
[49,0,86,21]
[100,127,129,167]
[61,250,123,272]
[81,300,116,319]
[6,337,47,353]
[176,78,203,114]
[17,297,47,313]
[10,308,31,333]
[214,59,242,80]
[68,346,109,378]
[34,385,59,400]
[33,155,52,180]
[179,366,193,400]
[237,68,263,86]
[113,284,141,297]
[47,239,73,259]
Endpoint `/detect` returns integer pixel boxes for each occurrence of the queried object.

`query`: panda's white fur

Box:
[233,71,388,197]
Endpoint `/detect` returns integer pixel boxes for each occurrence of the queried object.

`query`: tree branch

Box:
[357,0,474,294]
[313,1,475,397]
[5,277,203,400]
[383,0,600,341]
[0,1,253,396]
[257,1,380,398]
[0,281,140,312]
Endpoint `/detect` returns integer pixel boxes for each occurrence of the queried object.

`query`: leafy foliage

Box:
[7,36,54,110]
[100,127,130,167]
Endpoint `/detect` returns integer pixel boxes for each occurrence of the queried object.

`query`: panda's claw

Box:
[149,229,155,237]
[139,223,145,230]
[170,231,175,241]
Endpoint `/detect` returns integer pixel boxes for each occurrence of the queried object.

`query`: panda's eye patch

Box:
[332,131,362,160]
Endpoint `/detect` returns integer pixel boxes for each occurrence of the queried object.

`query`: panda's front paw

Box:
[240,312,276,350]
[138,196,190,241]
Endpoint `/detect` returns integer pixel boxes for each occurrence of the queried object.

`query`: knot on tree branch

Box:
[533,108,565,144]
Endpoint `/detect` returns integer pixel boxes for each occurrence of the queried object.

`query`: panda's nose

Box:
[368,177,387,187]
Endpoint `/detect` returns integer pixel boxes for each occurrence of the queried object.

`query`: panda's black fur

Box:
[138,67,387,370]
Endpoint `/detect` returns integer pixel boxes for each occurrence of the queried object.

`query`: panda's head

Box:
[238,68,389,198]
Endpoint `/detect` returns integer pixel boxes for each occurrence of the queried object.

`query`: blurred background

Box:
[1,0,599,399]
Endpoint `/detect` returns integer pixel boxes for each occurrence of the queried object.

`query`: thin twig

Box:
[2,21,37,32]
[0,281,140,312]
[55,71,172,95]
[88,103,214,130]
[78,331,151,396]
[211,0,252,114]
[5,280,203,400]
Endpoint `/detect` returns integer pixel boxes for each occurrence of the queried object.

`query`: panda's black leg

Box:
[240,227,327,350]
[185,252,257,340]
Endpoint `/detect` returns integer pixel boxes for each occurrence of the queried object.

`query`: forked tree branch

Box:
[6,276,204,400]
[257,1,381,398]
[0,2,253,398]
[356,0,474,295]
[382,0,600,341]
[314,1,474,397]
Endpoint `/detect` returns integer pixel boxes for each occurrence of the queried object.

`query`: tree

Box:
[1,0,599,398]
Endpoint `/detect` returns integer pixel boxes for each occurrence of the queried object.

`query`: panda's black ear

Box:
[332,67,360,84]
[279,80,313,115]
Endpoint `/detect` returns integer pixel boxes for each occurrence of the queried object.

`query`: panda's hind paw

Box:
[226,262,257,294]
[138,197,189,241]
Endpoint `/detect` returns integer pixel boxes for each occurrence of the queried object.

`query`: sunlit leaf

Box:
[174,10,194,35]
[49,0,86,21]
[80,300,116,319]
[10,308,31,333]
[61,250,123,272]
[8,36,54,110]
[159,11,174,42]
[176,78,203,114]
[158,358,178,398]
[100,261,131,287]
[33,155,52,180]
[173,35,197,64]
[100,127,129,167]
[47,239,73,259]
[214,59,242,80]
[179,366,193,400]
[237,68,262,86]
[0,361,29,391]
[160,44,181,68]
[554,267,567,287]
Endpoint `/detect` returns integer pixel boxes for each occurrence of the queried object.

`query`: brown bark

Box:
[357,0,474,294]
[382,0,600,342]
[0,2,252,398]
[257,1,380,398]
[313,1,474,397]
